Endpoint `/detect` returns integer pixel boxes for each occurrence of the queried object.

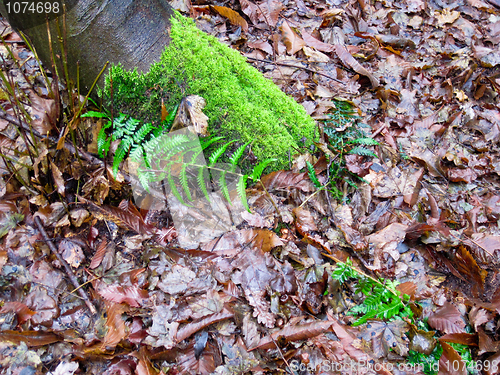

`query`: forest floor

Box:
[0,0,500,374]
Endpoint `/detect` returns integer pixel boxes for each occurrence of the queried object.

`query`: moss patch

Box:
[103,12,317,169]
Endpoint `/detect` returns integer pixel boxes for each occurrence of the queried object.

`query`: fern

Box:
[328,258,413,327]
[318,100,380,200]
[306,161,321,189]
[82,108,177,177]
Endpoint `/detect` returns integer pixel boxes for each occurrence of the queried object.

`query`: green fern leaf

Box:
[217,169,231,206]
[81,111,109,118]
[208,141,235,167]
[229,141,251,167]
[167,172,191,207]
[163,104,179,129]
[180,163,193,201]
[200,136,225,151]
[251,158,276,182]
[349,137,380,146]
[97,120,112,157]
[112,139,133,177]
[349,146,377,158]
[197,166,211,203]
[306,161,322,188]
[237,174,250,213]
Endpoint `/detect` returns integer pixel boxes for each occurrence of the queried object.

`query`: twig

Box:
[246,56,346,85]
[34,216,97,314]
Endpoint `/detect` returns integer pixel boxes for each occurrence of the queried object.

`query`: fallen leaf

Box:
[211,5,249,32]
[280,20,306,55]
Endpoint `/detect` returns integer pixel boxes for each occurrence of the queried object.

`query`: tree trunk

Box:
[0,0,174,94]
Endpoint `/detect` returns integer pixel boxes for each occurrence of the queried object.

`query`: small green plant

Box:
[328,258,413,326]
[408,345,442,375]
[82,107,177,176]
[320,101,379,199]
[135,130,275,212]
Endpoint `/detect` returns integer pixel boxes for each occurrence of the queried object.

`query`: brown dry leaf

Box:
[330,317,370,362]
[247,40,273,55]
[280,20,306,55]
[0,330,61,347]
[360,320,410,358]
[27,90,56,135]
[24,286,59,326]
[440,332,478,346]
[242,315,260,349]
[0,301,36,325]
[452,245,487,296]
[98,284,149,308]
[302,46,330,62]
[331,27,379,87]
[170,95,209,136]
[438,341,468,375]
[134,346,158,375]
[49,161,65,196]
[260,170,314,192]
[102,303,128,349]
[176,307,233,342]
[211,6,248,32]
[58,239,85,268]
[293,206,318,235]
[301,29,335,52]
[177,342,217,375]
[239,0,259,24]
[436,9,461,26]
[250,320,333,350]
[428,301,466,334]
[90,239,108,269]
[81,197,155,235]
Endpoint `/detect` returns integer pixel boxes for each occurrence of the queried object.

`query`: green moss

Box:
[103,12,317,169]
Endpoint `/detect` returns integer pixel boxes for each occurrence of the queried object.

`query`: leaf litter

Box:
[1,0,500,373]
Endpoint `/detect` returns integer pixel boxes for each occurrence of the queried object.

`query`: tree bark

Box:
[0,0,174,94]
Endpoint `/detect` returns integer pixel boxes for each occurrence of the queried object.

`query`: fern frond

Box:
[251,158,276,182]
[349,137,380,146]
[200,136,225,151]
[112,139,133,177]
[167,172,191,207]
[237,174,250,213]
[162,104,179,129]
[229,142,250,167]
[306,161,322,189]
[217,169,231,206]
[82,111,109,118]
[208,141,235,167]
[134,122,155,144]
[197,166,211,203]
[180,163,192,201]
[97,120,112,157]
[349,146,377,158]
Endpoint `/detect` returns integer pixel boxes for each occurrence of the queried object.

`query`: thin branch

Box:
[34,216,97,314]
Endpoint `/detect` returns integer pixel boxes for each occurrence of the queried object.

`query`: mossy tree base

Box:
[104,13,317,170]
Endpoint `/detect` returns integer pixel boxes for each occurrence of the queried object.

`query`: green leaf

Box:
[306,161,322,188]
[180,163,193,201]
[167,172,191,207]
[251,158,276,182]
[208,141,235,167]
[349,137,380,146]
[217,169,231,205]
[237,174,250,212]
[229,141,250,167]
[197,166,211,203]
[349,146,377,158]
[81,111,109,118]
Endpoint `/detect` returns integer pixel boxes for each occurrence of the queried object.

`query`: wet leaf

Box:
[360,319,409,358]
[98,284,149,308]
[250,320,333,350]
[428,301,466,334]
[211,6,248,32]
